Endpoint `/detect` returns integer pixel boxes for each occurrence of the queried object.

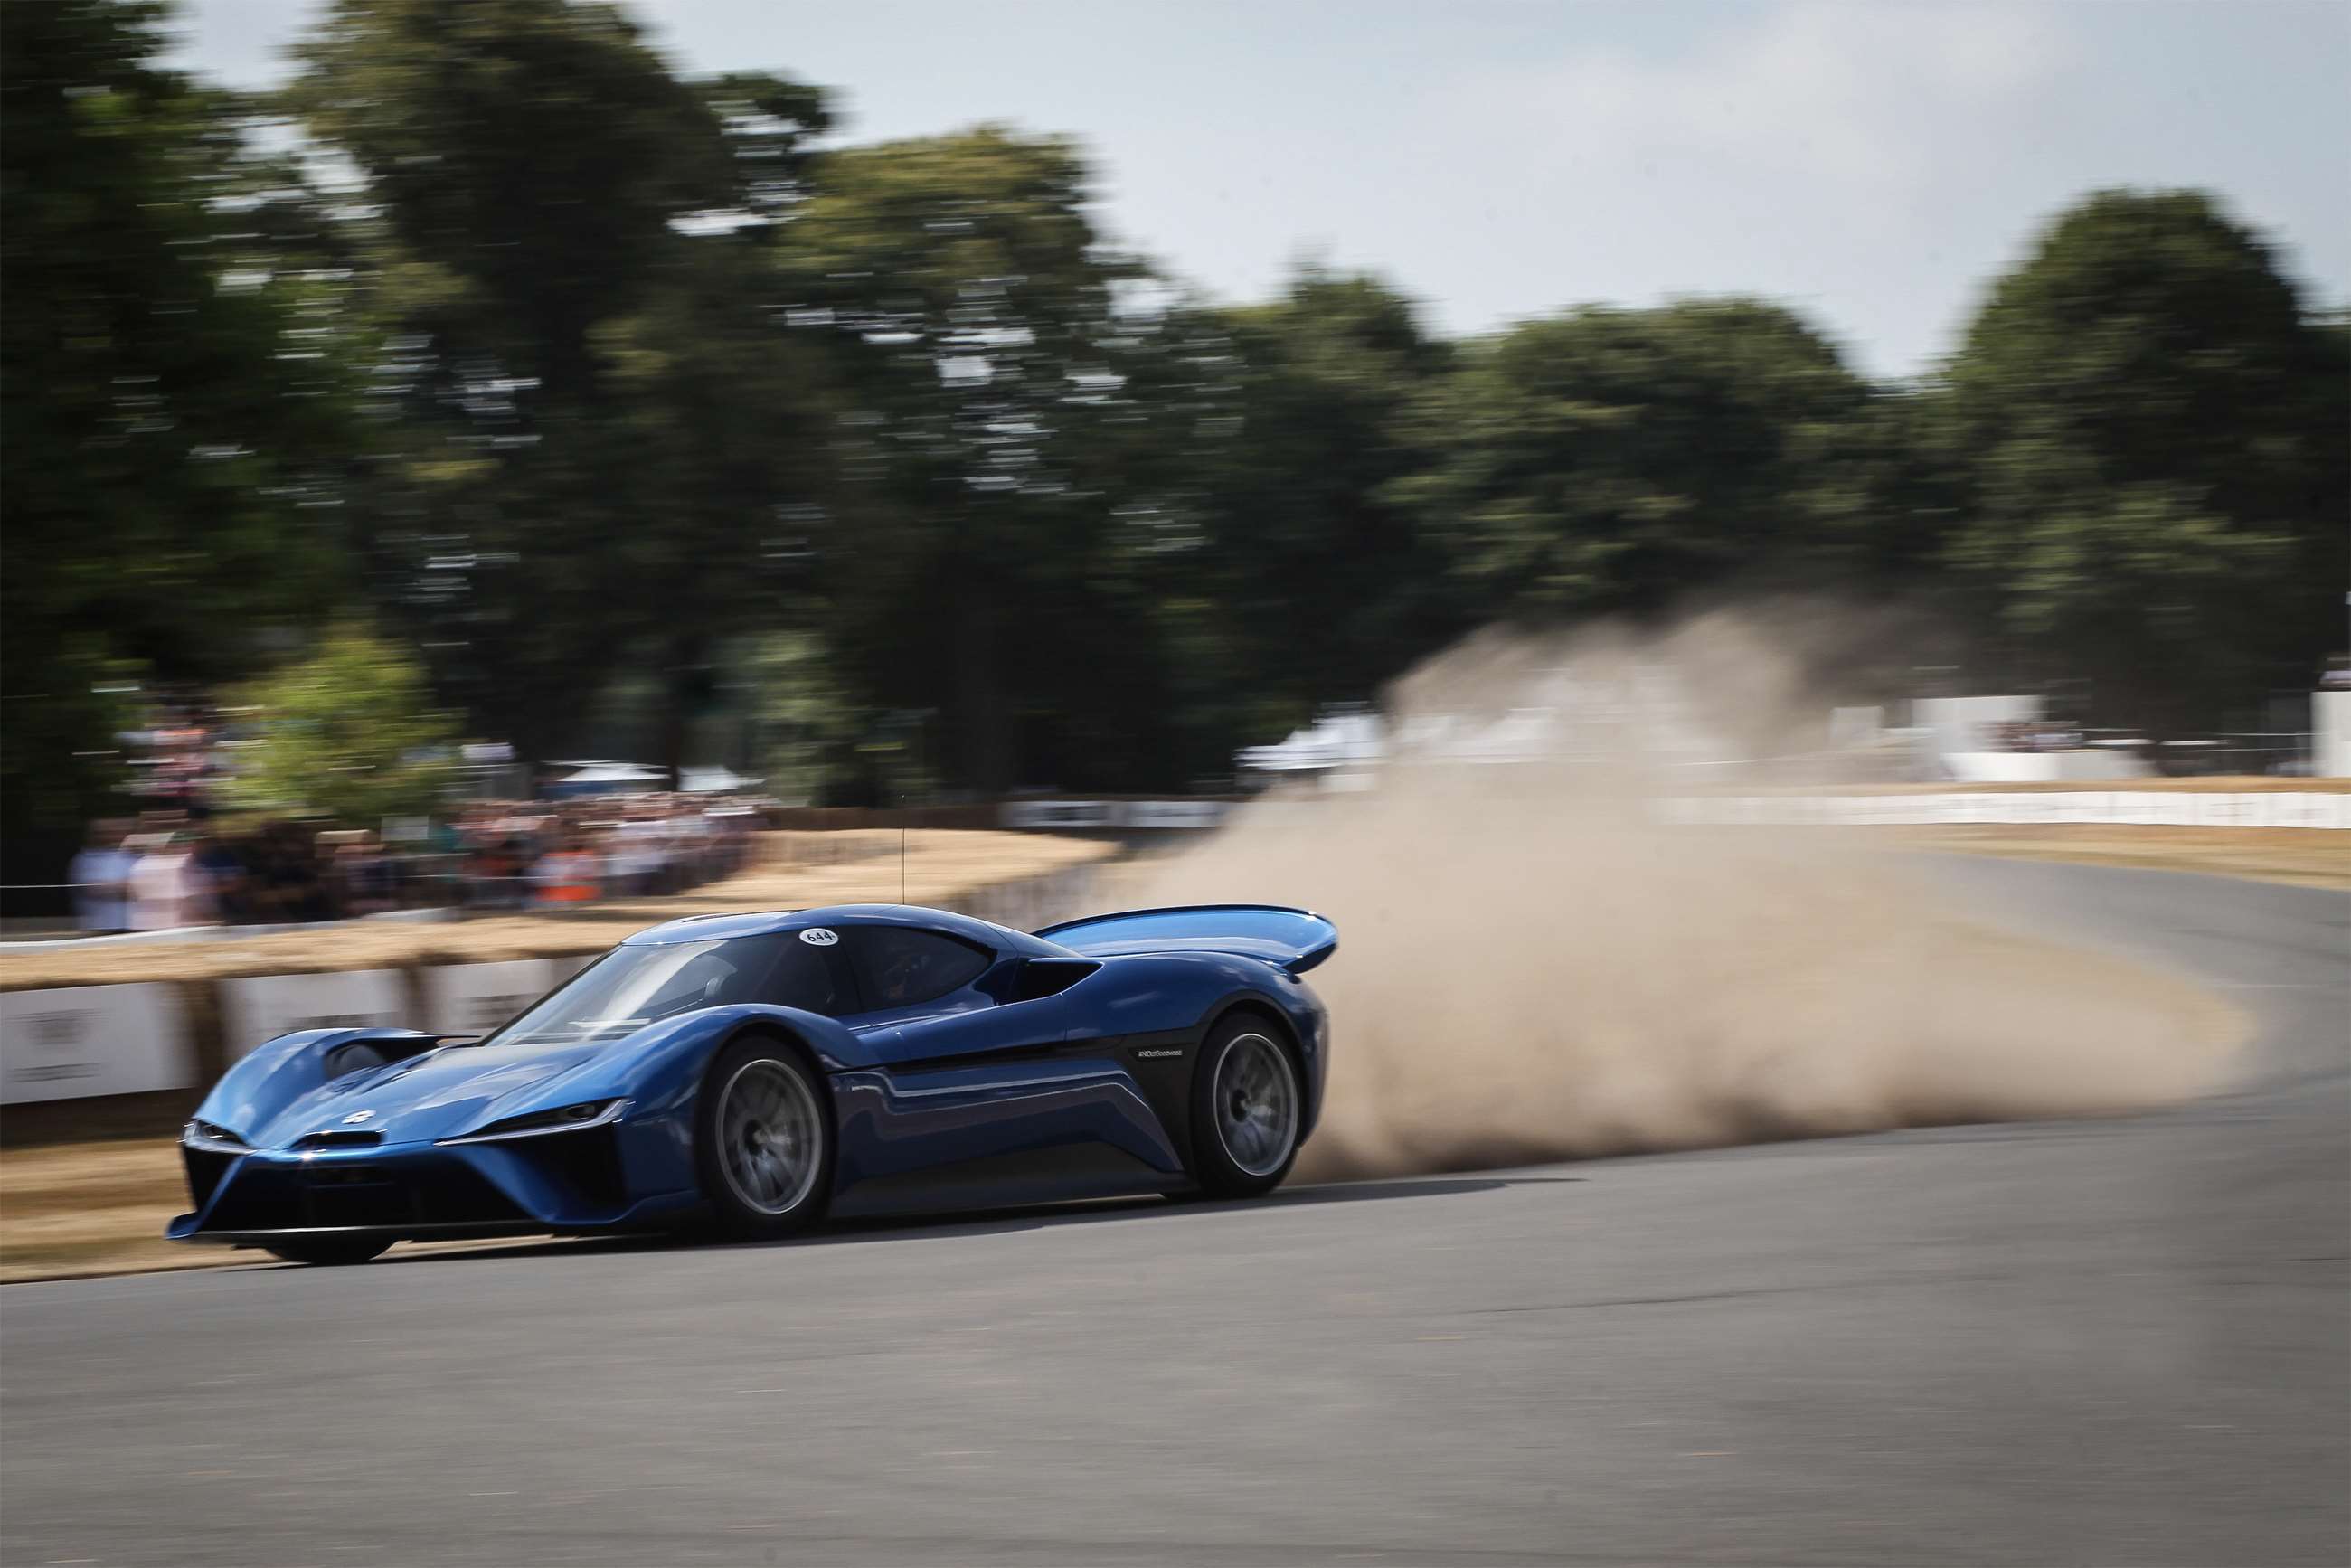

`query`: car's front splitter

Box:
[167,1132,698,1245]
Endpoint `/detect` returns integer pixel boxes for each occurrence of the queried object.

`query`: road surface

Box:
[5,858,2344,1566]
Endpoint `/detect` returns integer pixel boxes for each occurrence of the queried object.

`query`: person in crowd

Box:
[127,833,208,930]
[75,789,757,930]
[532,829,602,906]
[465,830,521,910]
[246,822,328,925]
[190,830,248,925]
[69,820,134,933]
[330,832,397,918]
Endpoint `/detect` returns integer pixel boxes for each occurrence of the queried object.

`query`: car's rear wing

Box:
[1034,903,1338,976]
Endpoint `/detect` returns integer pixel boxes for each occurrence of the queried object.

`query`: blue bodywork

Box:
[167,903,1334,1248]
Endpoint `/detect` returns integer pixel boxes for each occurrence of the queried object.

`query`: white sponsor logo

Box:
[1134,1048,1185,1060]
[798,928,838,947]
[342,1110,376,1124]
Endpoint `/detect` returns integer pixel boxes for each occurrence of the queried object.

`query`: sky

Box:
[169,0,2351,379]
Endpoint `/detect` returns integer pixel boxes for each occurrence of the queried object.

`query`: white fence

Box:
[1000,799,1230,830]
[1004,792,2350,834]
[1662,791,2351,829]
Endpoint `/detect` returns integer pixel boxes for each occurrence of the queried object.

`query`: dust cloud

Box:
[1129,616,2248,1181]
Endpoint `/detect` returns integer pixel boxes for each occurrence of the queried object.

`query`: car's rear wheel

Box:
[264,1236,392,1267]
[1186,1015,1303,1199]
[695,1036,834,1239]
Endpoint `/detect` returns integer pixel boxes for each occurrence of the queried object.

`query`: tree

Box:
[222,623,458,824]
[777,127,1208,793]
[287,0,732,403]
[1183,269,1454,744]
[2,0,362,845]
[282,0,836,777]
[1943,189,2347,734]
[1390,299,1878,622]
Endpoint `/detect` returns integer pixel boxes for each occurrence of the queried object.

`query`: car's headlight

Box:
[182,1119,252,1156]
[435,1098,628,1147]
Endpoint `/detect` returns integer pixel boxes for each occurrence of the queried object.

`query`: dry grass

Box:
[0,1139,212,1281]
[1881,824,2349,891]
[1836,776,2351,795]
[0,829,1115,994]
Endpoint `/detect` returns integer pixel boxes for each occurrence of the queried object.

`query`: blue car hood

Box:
[248,1038,615,1148]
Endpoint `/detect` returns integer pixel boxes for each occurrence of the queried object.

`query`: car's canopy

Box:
[625,903,1059,954]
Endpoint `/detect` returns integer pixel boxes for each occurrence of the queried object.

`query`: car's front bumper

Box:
[166,1120,700,1246]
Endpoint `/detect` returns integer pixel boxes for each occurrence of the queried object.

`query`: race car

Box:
[166,902,1336,1264]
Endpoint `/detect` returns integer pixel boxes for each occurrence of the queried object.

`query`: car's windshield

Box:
[483,935,834,1047]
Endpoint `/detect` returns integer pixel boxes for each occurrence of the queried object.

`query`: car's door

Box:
[828,923,1181,1191]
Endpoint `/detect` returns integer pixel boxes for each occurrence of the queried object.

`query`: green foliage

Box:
[778,127,1213,791]
[288,0,732,400]
[736,632,866,806]
[1185,270,1454,731]
[1,0,362,834]
[222,624,459,823]
[281,1,835,773]
[1942,188,2346,732]
[1391,299,1877,619]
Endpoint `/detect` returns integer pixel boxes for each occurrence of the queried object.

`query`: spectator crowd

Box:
[68,798,758,934]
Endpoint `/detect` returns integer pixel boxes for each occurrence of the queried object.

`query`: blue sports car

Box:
[168,902,1336,1265]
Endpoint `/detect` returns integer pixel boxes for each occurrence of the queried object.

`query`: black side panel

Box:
[1119,1026,1203,1164]
[1106,995,1301,1169]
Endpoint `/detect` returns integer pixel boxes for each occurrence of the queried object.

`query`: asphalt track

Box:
[4,858,2345,1567]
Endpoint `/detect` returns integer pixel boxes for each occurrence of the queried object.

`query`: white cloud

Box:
[1446,3,2070,203]
[1342,3,2095,371]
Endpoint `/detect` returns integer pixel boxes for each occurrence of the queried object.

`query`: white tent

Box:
[547,763,664,797]
[679,765,761,795]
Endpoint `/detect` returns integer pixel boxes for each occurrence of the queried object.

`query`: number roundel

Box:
[798,927,838,947]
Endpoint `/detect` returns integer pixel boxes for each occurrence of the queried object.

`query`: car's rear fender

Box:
[1203,988,1327,1144]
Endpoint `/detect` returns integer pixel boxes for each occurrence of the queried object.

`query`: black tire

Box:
[694,1034,835,1239]
[265,1235,392,1267]
[1186,1013,1305,1199]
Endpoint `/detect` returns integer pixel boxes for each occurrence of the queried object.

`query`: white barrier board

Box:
[1002,799,1232,830]
[425,959,560,1036]
[1121,800,1230,829]
[1667,791,2350,829]
[2318,691,2351,779]
[220,969,408,1060]
[1001,799,1119,829]
[0,983,194,1103]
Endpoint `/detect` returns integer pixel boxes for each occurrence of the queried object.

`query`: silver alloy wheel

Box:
[1211,1032,1298,1178]
[715,1058,824,1216]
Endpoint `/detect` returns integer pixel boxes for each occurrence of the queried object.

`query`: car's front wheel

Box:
[264,1235,392,1267]
[695,1035,835,1239]
[1186,1015,1303,1199]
